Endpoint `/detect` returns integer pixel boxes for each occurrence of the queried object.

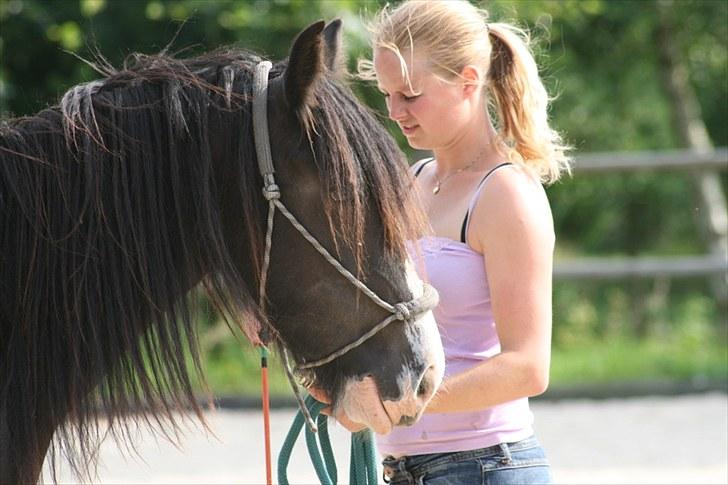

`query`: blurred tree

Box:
[0,0,379,115]
[1,0,725,344]
[478,0,726,340]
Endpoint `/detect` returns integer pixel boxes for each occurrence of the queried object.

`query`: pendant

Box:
[433,183,441,195]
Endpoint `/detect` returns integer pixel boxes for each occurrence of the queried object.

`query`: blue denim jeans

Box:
[381,436,552,485]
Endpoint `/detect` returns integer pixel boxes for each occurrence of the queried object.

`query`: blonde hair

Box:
[358,0,571,184]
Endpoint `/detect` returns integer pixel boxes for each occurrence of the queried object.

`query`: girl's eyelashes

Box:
[378,91,420,101]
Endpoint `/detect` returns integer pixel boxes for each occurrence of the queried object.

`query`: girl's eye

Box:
[379,91,419,102]
[402,91,421,101]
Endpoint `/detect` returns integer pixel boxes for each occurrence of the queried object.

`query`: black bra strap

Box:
[460,162,514,243]
[459,216,468,244]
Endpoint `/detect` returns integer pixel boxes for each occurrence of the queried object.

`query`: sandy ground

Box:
[42,392,727,484]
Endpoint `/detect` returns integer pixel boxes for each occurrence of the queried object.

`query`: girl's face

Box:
[374,48,473,150]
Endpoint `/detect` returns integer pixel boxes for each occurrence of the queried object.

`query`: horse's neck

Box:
[0,402,54,485]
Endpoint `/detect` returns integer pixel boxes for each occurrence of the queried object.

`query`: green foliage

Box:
[550,333,726,385]
[1,0,725,390]
[198,328,727,397]
[200,336,291,396]
[0,0,376,115]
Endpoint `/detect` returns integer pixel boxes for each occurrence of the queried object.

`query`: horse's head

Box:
[0,16,448,484]
[237,21,445,434]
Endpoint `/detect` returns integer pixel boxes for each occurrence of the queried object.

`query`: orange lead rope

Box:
[260,346,273,485]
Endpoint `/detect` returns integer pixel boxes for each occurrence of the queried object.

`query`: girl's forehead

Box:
[374,48,430,90]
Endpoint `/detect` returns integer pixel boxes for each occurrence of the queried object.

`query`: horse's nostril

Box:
[417,379,428,397]
[398,415,417,426]
[417,365,435,397]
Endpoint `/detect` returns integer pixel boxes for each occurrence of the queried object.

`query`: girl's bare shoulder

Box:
[469,163,554,251]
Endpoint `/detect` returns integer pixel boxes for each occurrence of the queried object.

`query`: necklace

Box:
[431,142,495,195]
[432,159,477,194]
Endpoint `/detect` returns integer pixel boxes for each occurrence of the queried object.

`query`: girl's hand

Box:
[307,387,368,433]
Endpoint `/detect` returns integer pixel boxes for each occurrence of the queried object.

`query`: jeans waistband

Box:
[382,436,540,481]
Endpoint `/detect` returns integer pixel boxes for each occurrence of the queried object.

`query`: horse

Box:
[0,20,445,483]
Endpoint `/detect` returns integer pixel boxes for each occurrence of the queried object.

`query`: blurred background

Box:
[2,0,726,443]
[3,1,726,483]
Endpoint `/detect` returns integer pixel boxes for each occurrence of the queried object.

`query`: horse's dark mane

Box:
[0,46,422,482]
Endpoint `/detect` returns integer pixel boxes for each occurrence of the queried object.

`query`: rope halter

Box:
[252,60,439,431]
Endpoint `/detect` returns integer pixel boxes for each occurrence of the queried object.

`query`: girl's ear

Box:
[460,65,483,96]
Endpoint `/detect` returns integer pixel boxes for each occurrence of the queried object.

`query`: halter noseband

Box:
[252,61,439,430]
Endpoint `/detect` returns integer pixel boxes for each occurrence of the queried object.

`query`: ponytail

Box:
[487,23,571,184]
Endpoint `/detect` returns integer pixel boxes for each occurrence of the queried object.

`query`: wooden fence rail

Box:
[554,255,726,280]
[554,148,728,282]
[570,147,727,173]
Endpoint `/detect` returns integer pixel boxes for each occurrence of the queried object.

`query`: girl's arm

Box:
[426,167,554,414]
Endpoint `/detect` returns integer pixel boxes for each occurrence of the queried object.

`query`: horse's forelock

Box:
[306,78,426,274]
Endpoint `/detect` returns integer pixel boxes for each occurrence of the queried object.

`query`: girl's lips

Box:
[401,124,419,135]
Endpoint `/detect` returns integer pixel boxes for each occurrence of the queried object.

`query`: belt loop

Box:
[382,456,401,483]
[499,442,513,465]
[382,456,416,484]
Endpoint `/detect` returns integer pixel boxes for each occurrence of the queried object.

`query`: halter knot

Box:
[393,302,413,323]
[262,183,280,200]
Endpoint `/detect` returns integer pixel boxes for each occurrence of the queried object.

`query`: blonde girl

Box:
[313,1,569,483]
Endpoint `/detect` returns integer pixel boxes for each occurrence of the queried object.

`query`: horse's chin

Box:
[338,376,393,435]
[337,360,444,435]
[336,310,445,435]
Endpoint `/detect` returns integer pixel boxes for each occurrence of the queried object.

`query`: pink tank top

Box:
[377,160,534,456]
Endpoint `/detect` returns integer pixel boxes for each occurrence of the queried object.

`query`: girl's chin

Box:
[406,138,430,150]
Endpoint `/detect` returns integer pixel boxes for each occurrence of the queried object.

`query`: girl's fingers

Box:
[307,387,331,404]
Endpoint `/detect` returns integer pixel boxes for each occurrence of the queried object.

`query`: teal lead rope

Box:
[349,425,378,485]
[278,395,378,485]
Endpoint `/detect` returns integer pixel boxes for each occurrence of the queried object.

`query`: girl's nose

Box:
[387,97,406,122]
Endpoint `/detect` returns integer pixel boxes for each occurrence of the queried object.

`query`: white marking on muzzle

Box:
[338,376,393,435]
[388,260,445,420]
[338,260,445,433]
[404,258,445,386]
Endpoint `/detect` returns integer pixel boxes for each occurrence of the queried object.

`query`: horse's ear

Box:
[322,19,343,73]
[284,20,326,113]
